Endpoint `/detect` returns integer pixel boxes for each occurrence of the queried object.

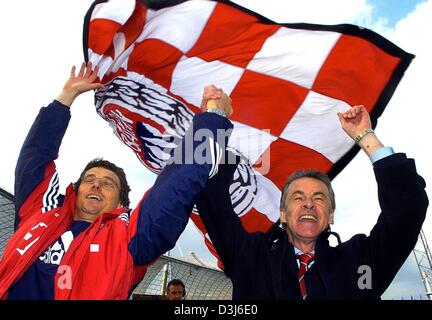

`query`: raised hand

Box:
[200,84,233,118]
[56,61,104,107]
[337,105,383,157]
[337,105,371,140]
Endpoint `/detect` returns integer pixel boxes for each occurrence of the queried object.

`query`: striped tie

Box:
[296,253,315,300]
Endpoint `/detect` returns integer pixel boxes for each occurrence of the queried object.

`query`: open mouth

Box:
[87,194,102,201]
[299,215,318,222]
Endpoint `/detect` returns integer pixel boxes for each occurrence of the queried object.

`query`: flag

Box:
[83,0,413,268]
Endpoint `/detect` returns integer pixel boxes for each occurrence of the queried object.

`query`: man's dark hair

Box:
[279,169,336,211]
[167,279,185,290]
[73,158,131,207]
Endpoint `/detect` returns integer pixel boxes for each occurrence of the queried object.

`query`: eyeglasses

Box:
[82,175,119,190]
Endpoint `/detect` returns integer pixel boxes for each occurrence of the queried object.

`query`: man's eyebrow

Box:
[290,191,327,197]
[83,174,117,183]
[102,176,117,183]
[313,191,328,197]
[290,190,305,196]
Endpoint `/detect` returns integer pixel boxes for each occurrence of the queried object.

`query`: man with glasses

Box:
[0,63,233,299]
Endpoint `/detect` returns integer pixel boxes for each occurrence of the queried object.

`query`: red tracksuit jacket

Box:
[0,100,232,299]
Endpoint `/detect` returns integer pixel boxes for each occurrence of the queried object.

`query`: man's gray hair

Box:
[279,169,336,211]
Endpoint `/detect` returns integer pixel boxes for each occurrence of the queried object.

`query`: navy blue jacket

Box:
[196,152,428,299]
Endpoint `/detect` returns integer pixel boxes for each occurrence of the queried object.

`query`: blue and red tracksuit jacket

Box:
[0,100,232,299]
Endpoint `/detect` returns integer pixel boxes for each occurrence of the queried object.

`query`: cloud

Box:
[382,252,429,300]
[232,0,373,25]
[378,0,432,240]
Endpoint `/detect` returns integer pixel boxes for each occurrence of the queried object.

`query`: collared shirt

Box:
[294,247,315,269]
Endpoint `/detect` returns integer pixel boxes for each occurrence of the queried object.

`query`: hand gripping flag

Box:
[83,0,413,268]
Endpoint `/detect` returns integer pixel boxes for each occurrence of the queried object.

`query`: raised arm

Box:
[194,87,252,276]
[337,105,383,157]
[14,62,102,228]
[128,85,234,266]
[338,105,429,295]
[56,62,103,107]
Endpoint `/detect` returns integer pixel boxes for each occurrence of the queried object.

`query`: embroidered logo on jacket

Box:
[39,231,73,265]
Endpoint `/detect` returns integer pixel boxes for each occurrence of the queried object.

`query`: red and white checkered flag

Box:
[84,0,413,269]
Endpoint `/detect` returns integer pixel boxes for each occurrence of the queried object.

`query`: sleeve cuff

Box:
[370,146,395,163]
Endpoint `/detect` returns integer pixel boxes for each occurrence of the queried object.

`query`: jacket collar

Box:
[267,223,301,299]
[266,224,343,299]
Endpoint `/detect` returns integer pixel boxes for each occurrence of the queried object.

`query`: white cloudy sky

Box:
[0,0,430,300]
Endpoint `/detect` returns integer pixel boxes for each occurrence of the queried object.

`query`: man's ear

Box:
[279,210,286,223]
[328,210,334,225]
